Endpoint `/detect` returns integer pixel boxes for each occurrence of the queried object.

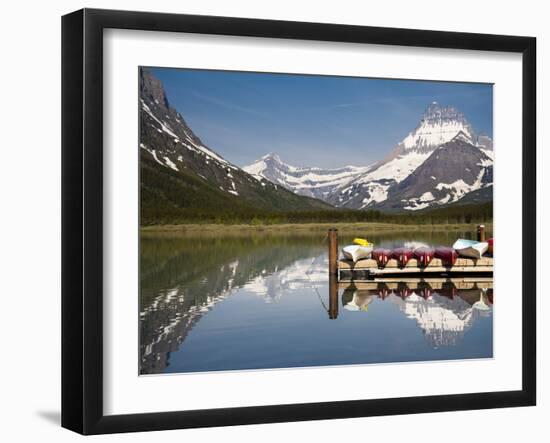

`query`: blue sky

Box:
[150,67,493,169]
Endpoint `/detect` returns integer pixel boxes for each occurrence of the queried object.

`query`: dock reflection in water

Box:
[140,231,493,375]
[340,281,493,348]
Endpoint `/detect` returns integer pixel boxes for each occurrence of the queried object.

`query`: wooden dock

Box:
[338,276,493,290]
[328,226,493,281]
[338,277,493,291]
[339,256,493,279]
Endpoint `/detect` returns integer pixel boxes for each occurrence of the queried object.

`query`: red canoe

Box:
[372,248,392,267]
[391,247,414,267]
[413,246,435,267]
[398,286,412,299]
[396,282,412,299]
[487,238,494,255]
[434,246,458,266]
[417,282,432,299]
[418,286,432,300]
[378,287,390,300]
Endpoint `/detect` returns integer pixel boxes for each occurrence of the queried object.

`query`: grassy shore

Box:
[141,222,492,237]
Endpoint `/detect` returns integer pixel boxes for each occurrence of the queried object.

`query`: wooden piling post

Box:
[477,224,486,242]
[328,228,338,276]
[328,274,339,319]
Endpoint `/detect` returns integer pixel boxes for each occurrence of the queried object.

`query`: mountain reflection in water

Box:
[140,231,493,375]
[342,285,492,348]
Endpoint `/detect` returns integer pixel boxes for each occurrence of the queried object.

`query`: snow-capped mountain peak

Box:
[243,155,370,200]
[240,101,492,211]
[261,152,282,162]
[139,68,332,213]
[380,135,493,211]
[325,102,493,210]
[399,102,475,152]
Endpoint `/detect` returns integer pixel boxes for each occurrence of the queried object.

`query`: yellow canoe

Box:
[353,238,372,247]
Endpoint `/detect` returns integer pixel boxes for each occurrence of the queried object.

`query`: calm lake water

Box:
[140,229,493,375]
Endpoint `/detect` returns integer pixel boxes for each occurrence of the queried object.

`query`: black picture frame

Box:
[62,8,537,435]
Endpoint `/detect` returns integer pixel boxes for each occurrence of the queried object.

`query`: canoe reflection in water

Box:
[339,280,493,348]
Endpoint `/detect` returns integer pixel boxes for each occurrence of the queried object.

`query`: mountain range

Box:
[244,102,493,211]
[139,68,331,222]
[140,68,493,219]
[243,153,370,202]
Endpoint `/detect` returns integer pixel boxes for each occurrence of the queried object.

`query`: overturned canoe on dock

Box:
[434,247,458,266]
[342,245,373,263]
[372,248,392,267]
[452,239,489,259]
[391,247,414,267]
[329,226,493,280]
[338,255,493,279]
[413,246,435,267]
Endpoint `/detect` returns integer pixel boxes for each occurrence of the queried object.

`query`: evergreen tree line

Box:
[141,201,493,226]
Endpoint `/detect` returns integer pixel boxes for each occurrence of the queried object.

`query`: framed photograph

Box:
[62,8,536,435]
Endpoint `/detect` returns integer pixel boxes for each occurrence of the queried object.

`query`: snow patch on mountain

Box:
[403,191,436,211]
[359,151,431,184]
[163,156,179,171]
[360,183,390,207]
[242,153,370,201]
[244,159,267,177]
[480,149,494,161]
[434,170,485,204]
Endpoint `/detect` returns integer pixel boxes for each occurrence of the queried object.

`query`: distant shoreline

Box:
[141,222,492,236]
